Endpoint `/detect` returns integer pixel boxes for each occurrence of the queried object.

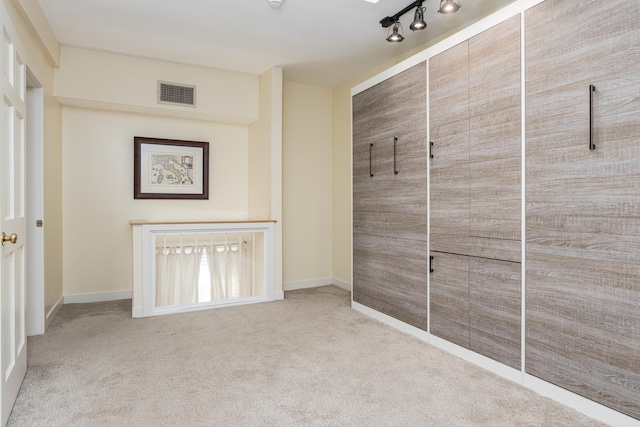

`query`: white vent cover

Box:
[157,81,196,107]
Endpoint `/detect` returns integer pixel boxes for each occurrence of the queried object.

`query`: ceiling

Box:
[37,0,516,88]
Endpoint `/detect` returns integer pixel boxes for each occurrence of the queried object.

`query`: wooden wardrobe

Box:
[351,0,640,420]
[352,62,428,330]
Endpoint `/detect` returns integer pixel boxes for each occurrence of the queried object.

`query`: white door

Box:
[1,8,27,426]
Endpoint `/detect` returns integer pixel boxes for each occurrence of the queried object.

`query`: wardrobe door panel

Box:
[430,42,470,238]
[353,234,427,329]
[526,0,640,418]
[468,15,521,241]
[469,257,521,369]
[468,15,521,119]
[469,109,521,240]
[352,61,427,330]
[430,252,469,348]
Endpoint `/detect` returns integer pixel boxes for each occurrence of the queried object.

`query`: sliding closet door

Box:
[526,0,640,418]
[353,62,428,330]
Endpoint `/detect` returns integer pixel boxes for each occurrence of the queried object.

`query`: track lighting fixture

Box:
[386,22,405,43]
[410,7,427,31]
[380,0,461,42]
[438,0,461,14]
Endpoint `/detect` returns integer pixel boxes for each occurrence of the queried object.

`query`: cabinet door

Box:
[468,15,521,241]
[526,0,640,419]
[430,252,469,348]
[353,62,428,329]
[469,257,521,369]
[429,41,470,238]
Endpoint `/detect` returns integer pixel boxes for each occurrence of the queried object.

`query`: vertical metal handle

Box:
[393,137,399,175]
[429,255,434,273]
[589,84,596,150]
[430,141,434,159]
[369,143,374,177]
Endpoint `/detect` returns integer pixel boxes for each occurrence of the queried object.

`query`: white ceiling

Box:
[38,0,516,87]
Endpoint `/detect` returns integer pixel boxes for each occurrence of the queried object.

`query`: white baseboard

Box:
[274,290,284,300]
[283,277,333,291]
[45,296,64,331]
[283,278,352,292]
[64,291,132,304]
[332,278,351,292]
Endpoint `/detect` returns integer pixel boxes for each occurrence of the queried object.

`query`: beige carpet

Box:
[8,286,605,426]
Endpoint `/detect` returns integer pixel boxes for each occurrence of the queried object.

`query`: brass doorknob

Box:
[2,232,18,246]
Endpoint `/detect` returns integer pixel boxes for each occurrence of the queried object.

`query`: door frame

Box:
[26,67,44,336]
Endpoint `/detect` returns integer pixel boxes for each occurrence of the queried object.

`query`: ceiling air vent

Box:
[158,81,196,107]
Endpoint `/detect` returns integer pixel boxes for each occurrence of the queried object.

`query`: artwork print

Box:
[134,137,209,199]
[149,153,195,186]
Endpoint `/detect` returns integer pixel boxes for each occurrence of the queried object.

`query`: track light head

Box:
[410,7,427,31]
[438,0,461,14]
[386,22,405,43]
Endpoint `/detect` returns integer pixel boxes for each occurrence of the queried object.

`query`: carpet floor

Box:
[8,286,605,426]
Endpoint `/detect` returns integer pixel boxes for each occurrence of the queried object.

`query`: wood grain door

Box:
[525,0,640,418]
[430,251,469,348]
[468,15,521,241]
[469,257,520,369]
[429,41,469,241]
[352,62,427,330]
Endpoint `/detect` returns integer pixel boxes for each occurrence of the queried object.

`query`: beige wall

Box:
[331,84,352,286]
[248,67,283,293]
[55,46,259,124]
[4,0,64,317]
[62,107,249,296]
[283,81,333,285]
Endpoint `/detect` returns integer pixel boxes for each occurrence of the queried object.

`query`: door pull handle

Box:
[369,143,374,177]
[393,137,399,175]
[589,84,596,150]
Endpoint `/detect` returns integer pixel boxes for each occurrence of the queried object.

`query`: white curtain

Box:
[155,245,201,307]
[206,239,253,301]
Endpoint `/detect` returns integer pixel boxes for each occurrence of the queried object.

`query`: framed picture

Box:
[134,136,209,199]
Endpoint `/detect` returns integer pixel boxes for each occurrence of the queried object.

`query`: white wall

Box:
[62,107,249,297]
[283,81,333,286]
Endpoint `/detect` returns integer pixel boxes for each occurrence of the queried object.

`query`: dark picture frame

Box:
[134,136,209,199]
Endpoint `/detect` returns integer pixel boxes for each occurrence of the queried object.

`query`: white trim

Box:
[520,4,528,382]
[429,335,522,383]
[44,296,63,331]
[353,301,429,343]
[132,221,276,317]
[353,301,521,383]
[524,375,640,427]
[283,277,332,291]
[26,81,45,337]
[64,291,132,304]
[331,278,351,292]
[274,290,284,300]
